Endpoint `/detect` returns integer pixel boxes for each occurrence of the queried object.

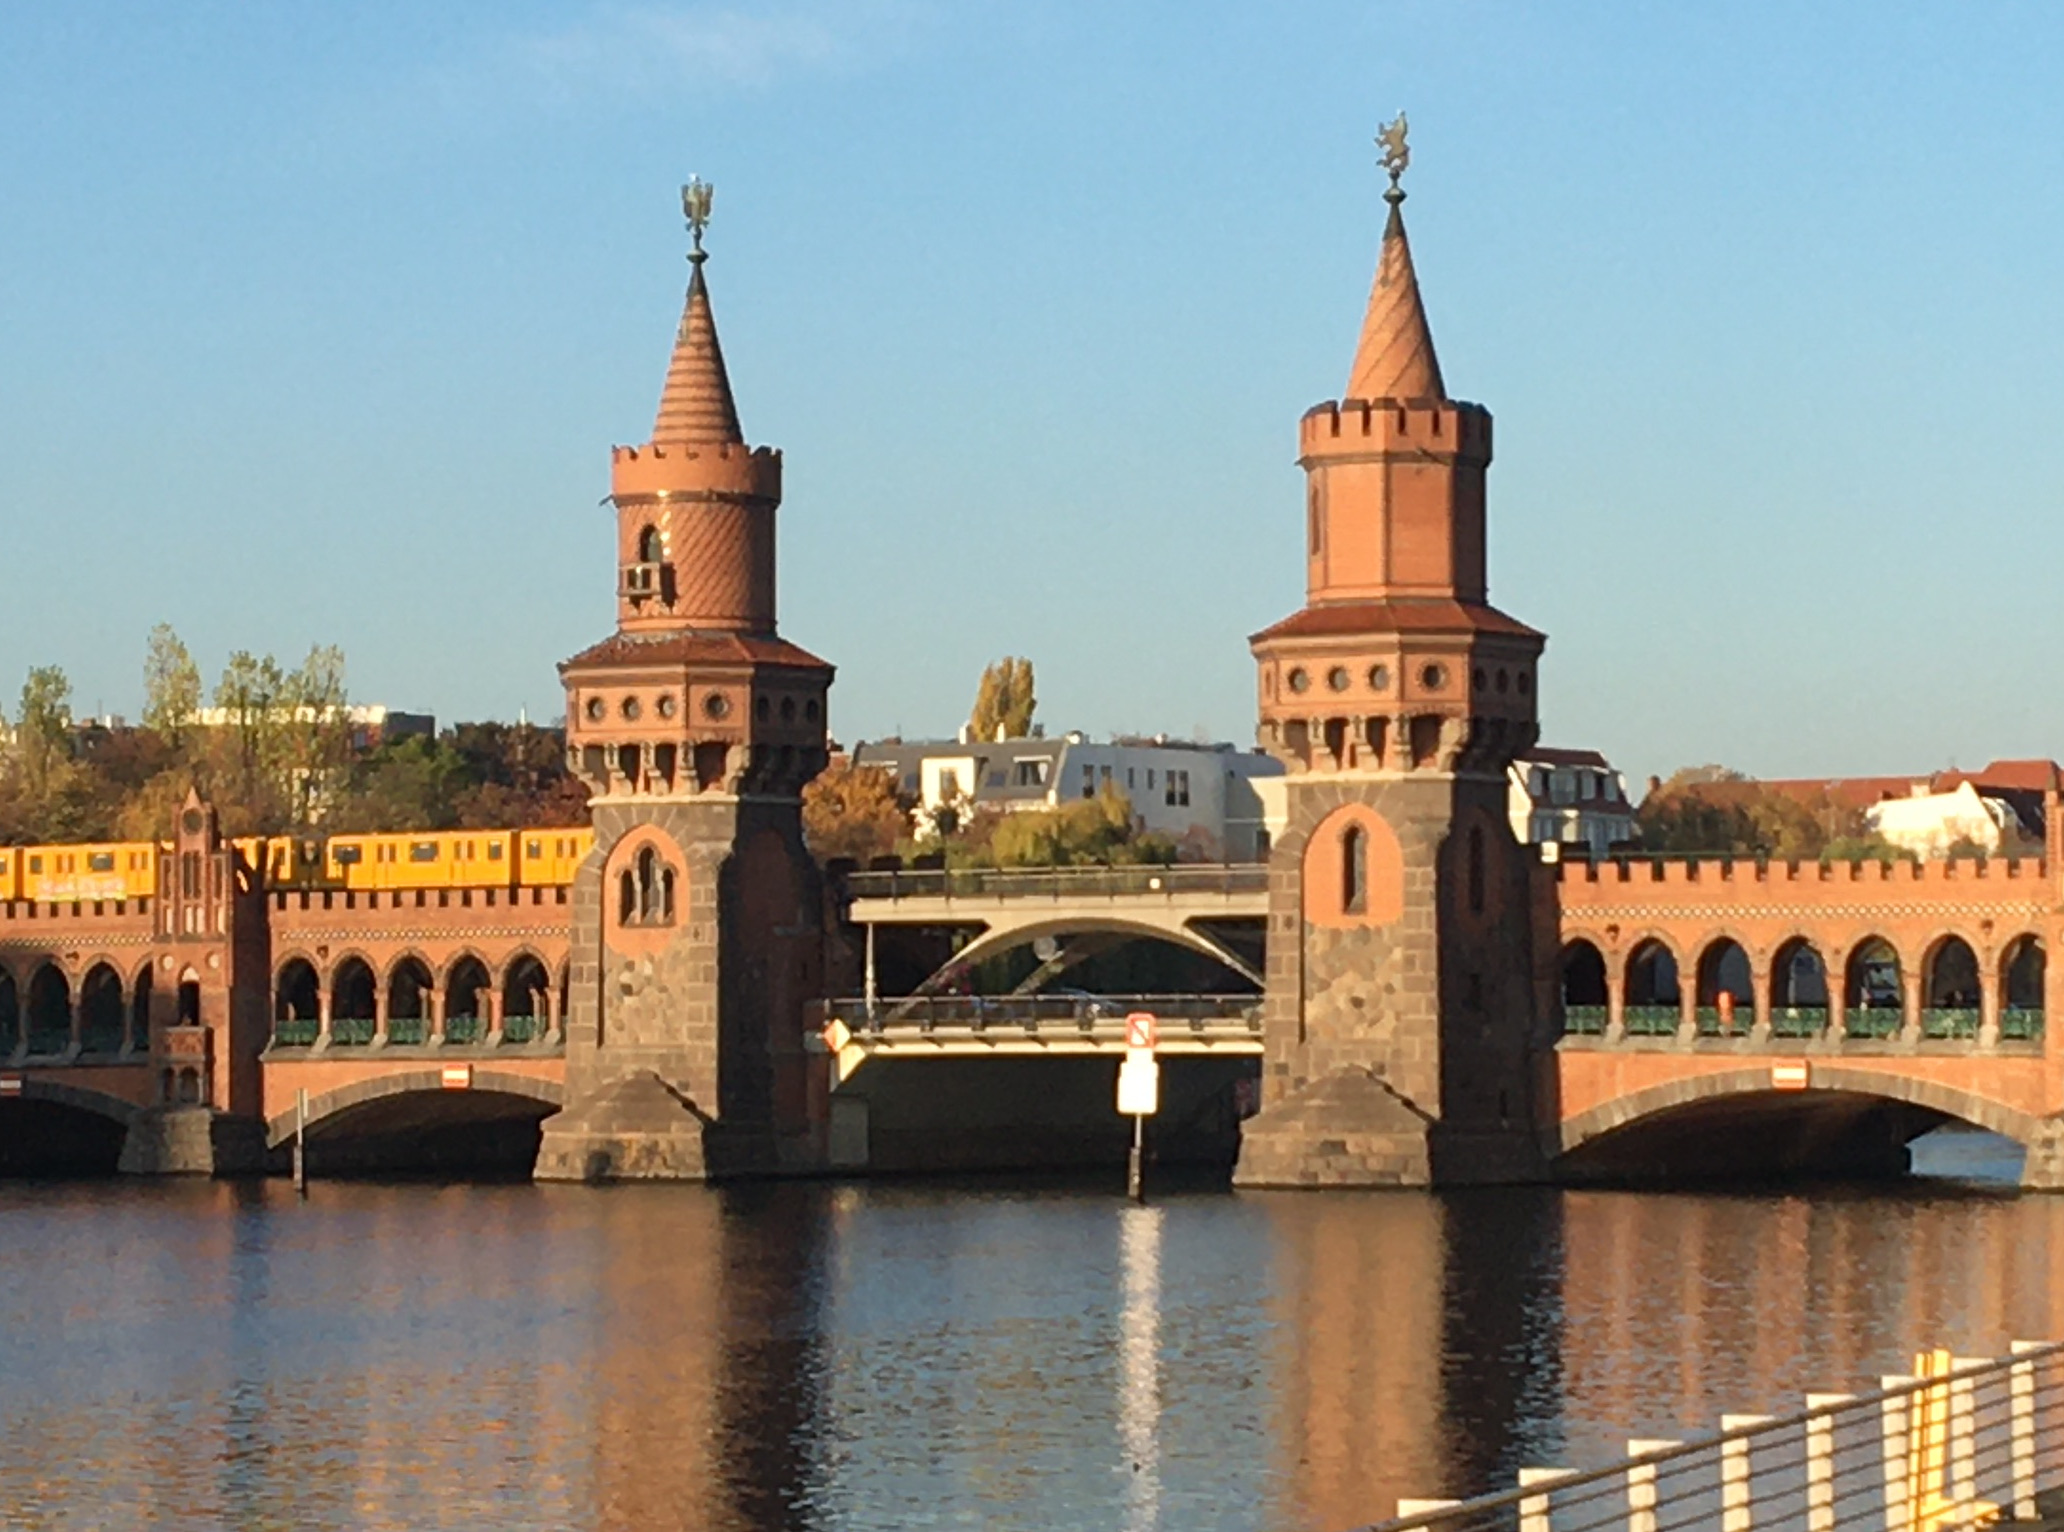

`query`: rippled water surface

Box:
[2,1137,2060,1531]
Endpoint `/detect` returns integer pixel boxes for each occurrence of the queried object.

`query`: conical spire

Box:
[652,254,744,447]
[1345,193,1445,403]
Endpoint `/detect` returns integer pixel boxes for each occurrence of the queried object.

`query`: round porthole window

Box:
[755,696,770,721]
[703,693,730,720]
[1367,664,1390,691]
[804,698,820,722]
[584,697,605,721]
[181,809,204,834]
[656,694,677,719]
[1517,672,1532,696]
[1495,669,1509,694]
[1420,663,1446,691]
[1472,667,1487,691]
[1327,666,1351,693]
[780,697,797,722]
[620,696,641,721]
[1287,667,1311,694]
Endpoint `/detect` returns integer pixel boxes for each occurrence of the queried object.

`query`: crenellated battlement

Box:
[0,897,156,932]
[1554,851,2054,907]
[610,441,782,503]
[1298,397,1491,461]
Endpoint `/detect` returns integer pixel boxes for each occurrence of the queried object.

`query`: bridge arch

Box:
[264,1070,567,1148]
[922,914,1263,993]
[25,962,71,1055]
[328,953,377,1044]
[0,1079,143,1176]
[1694,935,1753,1005]
[1557,1065,2047,1184]
[2003,934,2046,1018]
[1843,935,1905,1034]
[78,962,125,1055]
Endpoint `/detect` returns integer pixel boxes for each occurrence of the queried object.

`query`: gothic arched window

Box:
[637,525,662,563]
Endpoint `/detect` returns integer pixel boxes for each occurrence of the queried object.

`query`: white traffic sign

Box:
[1125,1011,1158,1051]
[1117,1054,1161,1116]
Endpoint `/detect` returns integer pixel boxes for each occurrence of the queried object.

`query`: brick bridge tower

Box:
[1234,127,1548,1188]
[537,183,833,1181]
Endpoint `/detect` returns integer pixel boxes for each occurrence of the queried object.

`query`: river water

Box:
[2,1135,2060,1532]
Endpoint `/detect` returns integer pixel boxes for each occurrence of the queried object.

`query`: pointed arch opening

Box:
[2002,935,2045,1041]
[330,957,377,1046]
[1844,938,1904,1039]
[77,964,125,1056]
[1921,935,1982,1040]
[26,964,72,1056]
[386,957,433,1045]
[1769,938,1828,1037]
[501,955,551,1045]
[1622,940,1680,1036]
[129,963,153,1053]
[273,958,320,1046]
[444,956,491,1044]
[0,969,19,1057]
[1560,939,1607,1035]
[1694,938,1752,1036]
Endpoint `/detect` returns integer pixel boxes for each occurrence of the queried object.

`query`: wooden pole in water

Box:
[293,1087,307,1196]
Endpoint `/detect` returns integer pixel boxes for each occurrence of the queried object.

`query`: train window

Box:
[488,843,504,860]
[89,852,116,872]
[333,846,362,865]
[526,841,542,859]
[409,842,439,862]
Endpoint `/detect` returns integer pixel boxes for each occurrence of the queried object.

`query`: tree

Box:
[142,624,202,748]
[953,785,1176,869]
[968,656,1036,741]
[14,666,74,796]
[1636,766,1903,860]
[213,649,289,820]
[279,644,351,822]
[802,761,912,863]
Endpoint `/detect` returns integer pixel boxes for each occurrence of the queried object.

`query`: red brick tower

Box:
[1233,124,1547,1187]
[536,183,833,1181]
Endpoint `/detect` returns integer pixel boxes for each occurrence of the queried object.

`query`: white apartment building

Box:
[850,730,1284,861]
[1508,747,1637,858]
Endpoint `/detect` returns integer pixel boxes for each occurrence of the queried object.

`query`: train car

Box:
[518,828,594,887]
[260,836,335,890]
[20,841,157,902]
[0,847,20,902]
[323,830,518,891]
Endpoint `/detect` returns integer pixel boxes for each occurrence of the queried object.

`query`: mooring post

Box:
[293,1086,308,1197]
[1128,1110,1145,1204]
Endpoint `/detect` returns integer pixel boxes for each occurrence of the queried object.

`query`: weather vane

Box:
[1376,112,1410,203]
[681,175,714,261]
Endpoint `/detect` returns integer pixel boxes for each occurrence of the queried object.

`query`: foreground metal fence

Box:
[1364,1343,2062,1532]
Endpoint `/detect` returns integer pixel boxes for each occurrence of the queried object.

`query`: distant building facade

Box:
[1508,747,1636,857]
[849,731,1284,861]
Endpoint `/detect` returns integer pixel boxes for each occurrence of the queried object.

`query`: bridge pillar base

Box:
[118,1107,267,1176]
[2021,1124,2064,1190]
[534,1072,775,1183]
[1233,1068,1433,1188]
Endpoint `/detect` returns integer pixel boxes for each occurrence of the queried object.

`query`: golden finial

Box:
[681,176,714,262]
[1376,112,1410,204]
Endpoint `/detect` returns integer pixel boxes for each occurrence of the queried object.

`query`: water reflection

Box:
[3,1174,2064,1530]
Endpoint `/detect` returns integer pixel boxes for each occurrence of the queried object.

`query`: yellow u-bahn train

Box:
[0,827,594,902]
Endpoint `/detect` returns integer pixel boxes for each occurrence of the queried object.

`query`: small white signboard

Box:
[1117,1055,1160,1116]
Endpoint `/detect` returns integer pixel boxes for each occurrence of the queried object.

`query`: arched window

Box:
[618,869,637,925]
[1466,826,1485,915]
[1341,825,1367,916]
[637,525,662,563]
[659,866,676,923]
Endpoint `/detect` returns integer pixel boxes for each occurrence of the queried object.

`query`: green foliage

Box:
[931,785,1176,869]
[142,624,202,745]
[0,634,592,843]
[968,656,1036,741]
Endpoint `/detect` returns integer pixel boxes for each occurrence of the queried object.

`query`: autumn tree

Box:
[1636,766,1901,860]
[951,785,1175,869]
[802,761,912,863]
[968,656,1036,741]
[142,623,202,749]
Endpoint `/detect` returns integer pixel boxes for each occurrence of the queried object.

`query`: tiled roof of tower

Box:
[558,630,829,672]
[1251,598,1541,643]
[1345,199,1445,403]
[651,260,744,448]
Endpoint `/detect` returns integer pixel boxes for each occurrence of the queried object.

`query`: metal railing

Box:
[1565,1006,1610,1036]
[1365,1341,2064,1532]
[1772,1006,1828,1039]
[267,1015,557,1050]
[1845,1007,1904,1041]
[1921,1008,1982,1042]
[842,863,1270,902]
[1622,1005,1681,1037]
[2001,1007,2044,1042]
[824,992,1261,1035]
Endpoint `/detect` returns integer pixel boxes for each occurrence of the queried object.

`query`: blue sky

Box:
[4,3,2061,785]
